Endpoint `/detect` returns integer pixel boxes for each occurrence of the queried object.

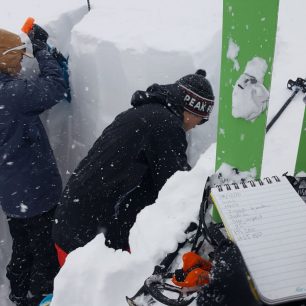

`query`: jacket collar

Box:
[0,71,21,83]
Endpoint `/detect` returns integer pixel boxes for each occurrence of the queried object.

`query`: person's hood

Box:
[131,83,185,120]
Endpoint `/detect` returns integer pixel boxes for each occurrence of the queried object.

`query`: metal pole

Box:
[87,0,91,11]
[266,89,300,133]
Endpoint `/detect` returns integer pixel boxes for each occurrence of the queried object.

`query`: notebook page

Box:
[211,177,306,304]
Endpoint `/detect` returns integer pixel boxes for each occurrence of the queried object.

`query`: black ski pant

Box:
[6,207,60,306]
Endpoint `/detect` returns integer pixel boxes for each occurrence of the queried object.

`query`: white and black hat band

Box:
[179,84,214,118]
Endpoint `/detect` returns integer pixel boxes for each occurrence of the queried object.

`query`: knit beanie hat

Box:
[176,69,215,120]
[0,29,23,75]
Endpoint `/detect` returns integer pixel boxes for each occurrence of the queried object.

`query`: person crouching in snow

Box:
[52,70,215,263]
[0,26,69,306]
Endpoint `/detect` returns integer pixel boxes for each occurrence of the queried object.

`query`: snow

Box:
[211,163,257,186]
[232,57,269,121]
[227,38,240,71]
[244,57,268,83]
[1,0,306,306]
[262,0,306,176]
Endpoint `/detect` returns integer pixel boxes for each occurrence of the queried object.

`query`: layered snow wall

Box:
[1,0,306,305]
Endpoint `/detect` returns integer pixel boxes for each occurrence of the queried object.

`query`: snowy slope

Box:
[1,0,306,306]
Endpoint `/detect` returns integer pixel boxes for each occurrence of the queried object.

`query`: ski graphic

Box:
[213,0,279,222]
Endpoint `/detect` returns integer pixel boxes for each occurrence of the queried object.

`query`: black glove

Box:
[50,47,67,63]
[28,24,49,56]
[104,219,131,252]
[197,240,261,306]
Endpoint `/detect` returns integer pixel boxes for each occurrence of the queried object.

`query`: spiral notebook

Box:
[210,176,306,305]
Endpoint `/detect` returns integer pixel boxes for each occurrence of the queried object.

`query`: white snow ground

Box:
[0,1,306,306]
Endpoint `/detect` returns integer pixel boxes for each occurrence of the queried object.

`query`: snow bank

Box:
[51,0,222,178]
[1,0,85,34]
[51,144,216,306]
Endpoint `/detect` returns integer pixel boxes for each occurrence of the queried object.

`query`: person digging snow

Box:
[52,70,215,264]
[0,25,69,306]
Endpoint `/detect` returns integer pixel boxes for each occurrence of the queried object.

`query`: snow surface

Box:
[1,0,306,305]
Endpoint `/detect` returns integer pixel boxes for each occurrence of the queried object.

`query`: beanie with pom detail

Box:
[176,69,215,119]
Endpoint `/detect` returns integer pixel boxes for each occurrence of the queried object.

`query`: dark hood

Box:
[131,83,185,120]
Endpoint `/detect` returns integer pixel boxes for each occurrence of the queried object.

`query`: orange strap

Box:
[172,252,212,288]
[181,252,212,272]
[172,268,210,287]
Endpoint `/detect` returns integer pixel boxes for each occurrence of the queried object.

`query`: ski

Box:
[213,0,279,222]
[295,108,306,175]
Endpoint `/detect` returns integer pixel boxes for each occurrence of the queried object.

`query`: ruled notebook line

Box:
[252,258,306,275]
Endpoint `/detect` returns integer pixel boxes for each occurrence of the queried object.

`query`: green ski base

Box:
[295,108,306,175]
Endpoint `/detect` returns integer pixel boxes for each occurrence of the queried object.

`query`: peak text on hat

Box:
[180,84,214,119]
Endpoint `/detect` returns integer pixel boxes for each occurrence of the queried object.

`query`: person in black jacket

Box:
[52,69,215,259]
[0,26,68,306]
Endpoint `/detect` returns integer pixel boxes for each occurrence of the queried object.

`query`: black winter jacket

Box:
[53,83,191,252]
[0,49,68,218]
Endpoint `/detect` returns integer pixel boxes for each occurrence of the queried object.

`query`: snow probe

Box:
[266,77,306,133]
[21,17,71,102]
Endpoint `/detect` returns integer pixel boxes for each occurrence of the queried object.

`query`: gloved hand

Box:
[104,220,131,252]
[28,24,49,56]
[50,47,67,63]
[50,47,72,102]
